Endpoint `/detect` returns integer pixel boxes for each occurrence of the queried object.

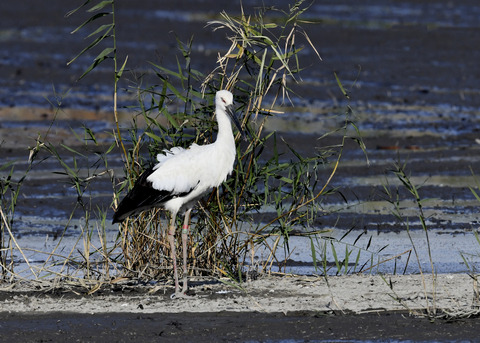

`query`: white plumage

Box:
[113,90,244,298]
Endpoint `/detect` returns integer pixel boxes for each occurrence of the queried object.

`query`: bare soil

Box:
[0,274,479,342]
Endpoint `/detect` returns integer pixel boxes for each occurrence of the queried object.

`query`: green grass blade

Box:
[334,71,348,98]
[70,12,110,35]
[88,0,113,12]
[67,32,112,66]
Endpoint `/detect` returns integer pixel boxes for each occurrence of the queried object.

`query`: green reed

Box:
[381,160,438,317]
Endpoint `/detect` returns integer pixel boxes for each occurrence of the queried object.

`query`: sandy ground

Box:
[0,274,479,341]
[1,274,478,314]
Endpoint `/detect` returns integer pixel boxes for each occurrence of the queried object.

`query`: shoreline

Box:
[1,273,479,341]
[1,273,478,315]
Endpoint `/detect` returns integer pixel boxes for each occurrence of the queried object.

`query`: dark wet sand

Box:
[1,311,480,342]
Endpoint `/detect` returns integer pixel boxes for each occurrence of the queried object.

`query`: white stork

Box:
[112,90,244,298]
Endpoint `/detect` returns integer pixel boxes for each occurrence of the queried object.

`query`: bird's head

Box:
[215,90,247,141]
[216,90,234,110]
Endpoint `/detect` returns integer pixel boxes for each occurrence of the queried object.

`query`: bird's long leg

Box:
[181,209,192,293]
[167,213,180,297]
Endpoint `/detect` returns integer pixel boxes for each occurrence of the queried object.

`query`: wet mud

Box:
[1,311,480,342]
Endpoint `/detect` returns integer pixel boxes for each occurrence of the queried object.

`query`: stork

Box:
[112,90,244,298]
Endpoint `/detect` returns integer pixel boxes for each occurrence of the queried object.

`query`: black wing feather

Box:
[112,167,192,224]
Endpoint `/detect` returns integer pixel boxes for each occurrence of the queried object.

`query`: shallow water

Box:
[1,0,480,277]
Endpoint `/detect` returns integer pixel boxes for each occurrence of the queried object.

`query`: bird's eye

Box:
[221,98,226,104]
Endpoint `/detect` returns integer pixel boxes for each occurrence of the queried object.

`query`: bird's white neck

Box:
[214,111,235,147]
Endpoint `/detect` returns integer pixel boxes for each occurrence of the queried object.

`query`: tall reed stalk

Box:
[382,161,437,317]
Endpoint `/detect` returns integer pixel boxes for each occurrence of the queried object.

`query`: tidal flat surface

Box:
[1,0,480,277]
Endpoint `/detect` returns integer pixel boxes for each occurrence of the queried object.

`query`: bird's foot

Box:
[170,290,189,300]
[169,282,191,299]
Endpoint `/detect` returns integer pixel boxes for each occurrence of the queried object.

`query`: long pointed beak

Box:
[226,104,248,141]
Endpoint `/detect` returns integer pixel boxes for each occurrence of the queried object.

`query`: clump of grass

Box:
[0,138,46,281]
[462,169,480,309]
[111,2,333,280]
[381,160,438,317]
[309,228,393,276]
[0,160,17,279]
[0,160,27,280]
